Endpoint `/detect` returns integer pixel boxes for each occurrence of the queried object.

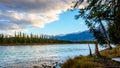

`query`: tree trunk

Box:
[95,42,101,57]
[88,44,92,57]
[106,40,112,49]
[99,21,112,49]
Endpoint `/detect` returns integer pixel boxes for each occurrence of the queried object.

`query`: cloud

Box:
[0,29,28,36]
[0,0,74,31]
[0,0,72,13]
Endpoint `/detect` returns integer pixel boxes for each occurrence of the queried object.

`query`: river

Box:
[0,44,104,68]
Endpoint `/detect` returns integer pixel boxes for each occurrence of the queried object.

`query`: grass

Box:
[62,56,102,68]
[62,45,120,68]
[101,46,120,58]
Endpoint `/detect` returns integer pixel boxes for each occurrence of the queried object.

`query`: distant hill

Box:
[55,30,94,42]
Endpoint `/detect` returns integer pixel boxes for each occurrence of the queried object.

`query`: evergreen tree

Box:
[71,0,120,48]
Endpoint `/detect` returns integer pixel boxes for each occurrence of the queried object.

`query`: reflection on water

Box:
[0,44,104,67]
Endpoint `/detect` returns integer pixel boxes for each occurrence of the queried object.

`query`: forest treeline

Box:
[0,32,71,45]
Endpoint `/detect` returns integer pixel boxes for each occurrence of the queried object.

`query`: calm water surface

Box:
[0,44,104,67]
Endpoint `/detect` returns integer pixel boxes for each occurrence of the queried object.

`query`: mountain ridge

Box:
[55,30,94,42]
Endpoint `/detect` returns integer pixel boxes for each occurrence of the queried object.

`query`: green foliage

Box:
[91,28,107,45]
[108,22,120,44]
[0,32,71,45]
[72,0,120,46]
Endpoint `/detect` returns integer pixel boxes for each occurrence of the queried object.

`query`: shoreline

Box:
[0,43,73,46]
[62,45,120,68]
[1,59,63,68]
[0,42,94,46]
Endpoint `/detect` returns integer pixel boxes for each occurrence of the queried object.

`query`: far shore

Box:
[0,43,70,46]
[0,42,95,46]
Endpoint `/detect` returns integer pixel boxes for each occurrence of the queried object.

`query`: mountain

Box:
[55,30,94,42]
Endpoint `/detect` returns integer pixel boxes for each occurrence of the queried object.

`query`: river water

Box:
[0,44,104,68]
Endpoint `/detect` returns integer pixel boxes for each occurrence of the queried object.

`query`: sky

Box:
[0,0,88,35]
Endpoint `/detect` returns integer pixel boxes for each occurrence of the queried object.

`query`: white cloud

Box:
[0,29,28,36]
[0,0,87,33]
[0,0,74,31]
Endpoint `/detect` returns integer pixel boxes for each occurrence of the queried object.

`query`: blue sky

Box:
[26,11,88,35]
[0,0,88,35]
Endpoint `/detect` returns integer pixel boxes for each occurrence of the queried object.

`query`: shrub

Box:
[62,58,101,68]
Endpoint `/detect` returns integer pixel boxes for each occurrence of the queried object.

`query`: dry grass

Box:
[101,46,120,58]
[62,56,102,68]
[62,45,120,68]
